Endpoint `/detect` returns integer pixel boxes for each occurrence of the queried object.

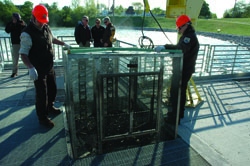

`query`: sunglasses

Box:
[96,22,100,24]
[84,19,88,22]
[178,24,186,30]
[104,21,108,24]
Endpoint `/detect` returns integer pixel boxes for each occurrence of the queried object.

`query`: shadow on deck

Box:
[1,67,249,165]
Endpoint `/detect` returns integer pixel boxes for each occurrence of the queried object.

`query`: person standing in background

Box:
[103,17,115,47]
[74,16,91,47]
[91,18,105,47]
[5,13,26,78]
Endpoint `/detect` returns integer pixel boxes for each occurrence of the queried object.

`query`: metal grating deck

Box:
[0,68,210,166]
[73,138,210,166]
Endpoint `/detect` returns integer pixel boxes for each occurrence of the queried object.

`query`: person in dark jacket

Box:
[19,5,70,128]
[103,17,115,47]
[74,16,91,47]
[155,15,200,124]
[5,13,26,77]
[91,18,105,47]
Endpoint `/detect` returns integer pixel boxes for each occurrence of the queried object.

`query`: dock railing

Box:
[1,36,250,78]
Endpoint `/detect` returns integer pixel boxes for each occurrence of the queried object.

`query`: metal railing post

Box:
[208,45,216,76]
[231,45,238,74]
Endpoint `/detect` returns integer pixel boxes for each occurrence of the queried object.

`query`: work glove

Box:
[154,46,165,52]
[29,67,38,81]
[64,43,71,49]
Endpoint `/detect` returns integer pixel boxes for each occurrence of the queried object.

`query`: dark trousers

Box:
[169,57,193,120]
[34,68,57,120]
[179,72,193,118]
[94,42,103,47]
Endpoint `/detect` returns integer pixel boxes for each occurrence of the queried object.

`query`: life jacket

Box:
[103,23,115,47]
[23,22,54,74]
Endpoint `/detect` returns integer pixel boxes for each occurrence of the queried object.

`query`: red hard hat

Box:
[176,15,191,29]
[32,5,49,23]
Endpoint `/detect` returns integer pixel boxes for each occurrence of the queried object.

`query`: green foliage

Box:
[196,18,250,36]
[99,3,107,10]
[113,16,176,29]
[223,0,250,18]
[0,0,250,37]
[61,6,74,27]
[211,13,217,19]
[0,0,20,26]
[132,2,143,15]
[112,16,250,37]
[0,1,7,25]
[85,0,97,17]
[151,8,165,15]
[114,5,124,15]
[242,6,250,18]
[48,3,61,27]
[71,0,81,9]
[199,1,211,18]
[0,0,99,27]
[20,1,33,23]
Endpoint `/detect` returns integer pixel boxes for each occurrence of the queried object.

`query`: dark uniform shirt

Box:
[23,22,54,75]
[5,20,26,44]
[164,26,200,74]
[74,23,91,45]
[91,25,105,47]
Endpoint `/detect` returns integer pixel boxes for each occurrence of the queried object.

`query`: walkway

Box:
[179,77,250,166]
[0,68,250,165]
[0,68,71,166]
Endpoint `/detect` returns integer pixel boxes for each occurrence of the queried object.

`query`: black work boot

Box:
[39,118,55,128]
[10,73,17,78]
[49,106,61,115]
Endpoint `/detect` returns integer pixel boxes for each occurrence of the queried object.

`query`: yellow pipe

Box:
[144,0,150,13]
[190,77,202,101]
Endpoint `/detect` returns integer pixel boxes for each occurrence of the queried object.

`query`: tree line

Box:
[223,0,250,18]
[0,0,166,27]
[0,0,98,27]
[0,0,249,28]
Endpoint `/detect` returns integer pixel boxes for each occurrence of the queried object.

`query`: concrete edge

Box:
[178,125,230,166]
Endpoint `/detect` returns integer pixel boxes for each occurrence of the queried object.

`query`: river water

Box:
[1,27,248,76]
[0,27,232,46]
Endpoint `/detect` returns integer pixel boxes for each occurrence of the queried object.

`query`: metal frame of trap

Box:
[63,48,183,158]
[96,70,164,154]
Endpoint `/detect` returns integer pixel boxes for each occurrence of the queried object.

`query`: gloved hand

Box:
[154,46,165,52]
[64,43,71,49]
[29,67,38,81]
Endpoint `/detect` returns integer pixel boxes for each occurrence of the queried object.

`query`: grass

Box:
[196,18,250,36]
[110,16,250,36]
[2,16,248,36]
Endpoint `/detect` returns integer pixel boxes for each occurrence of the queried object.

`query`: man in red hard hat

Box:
[155,15,200,124]
[19,5,70,128]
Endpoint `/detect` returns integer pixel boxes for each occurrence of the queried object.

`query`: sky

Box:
[10,0,250,18]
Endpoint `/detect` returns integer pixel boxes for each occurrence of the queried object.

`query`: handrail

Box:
[64,47,182,54]
[1,36,250,78]
[115,39,137,48]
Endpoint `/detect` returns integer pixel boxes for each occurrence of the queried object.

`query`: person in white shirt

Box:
[19,5,70,128]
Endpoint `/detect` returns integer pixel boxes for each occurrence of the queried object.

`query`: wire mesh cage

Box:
[63,48,183,158]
